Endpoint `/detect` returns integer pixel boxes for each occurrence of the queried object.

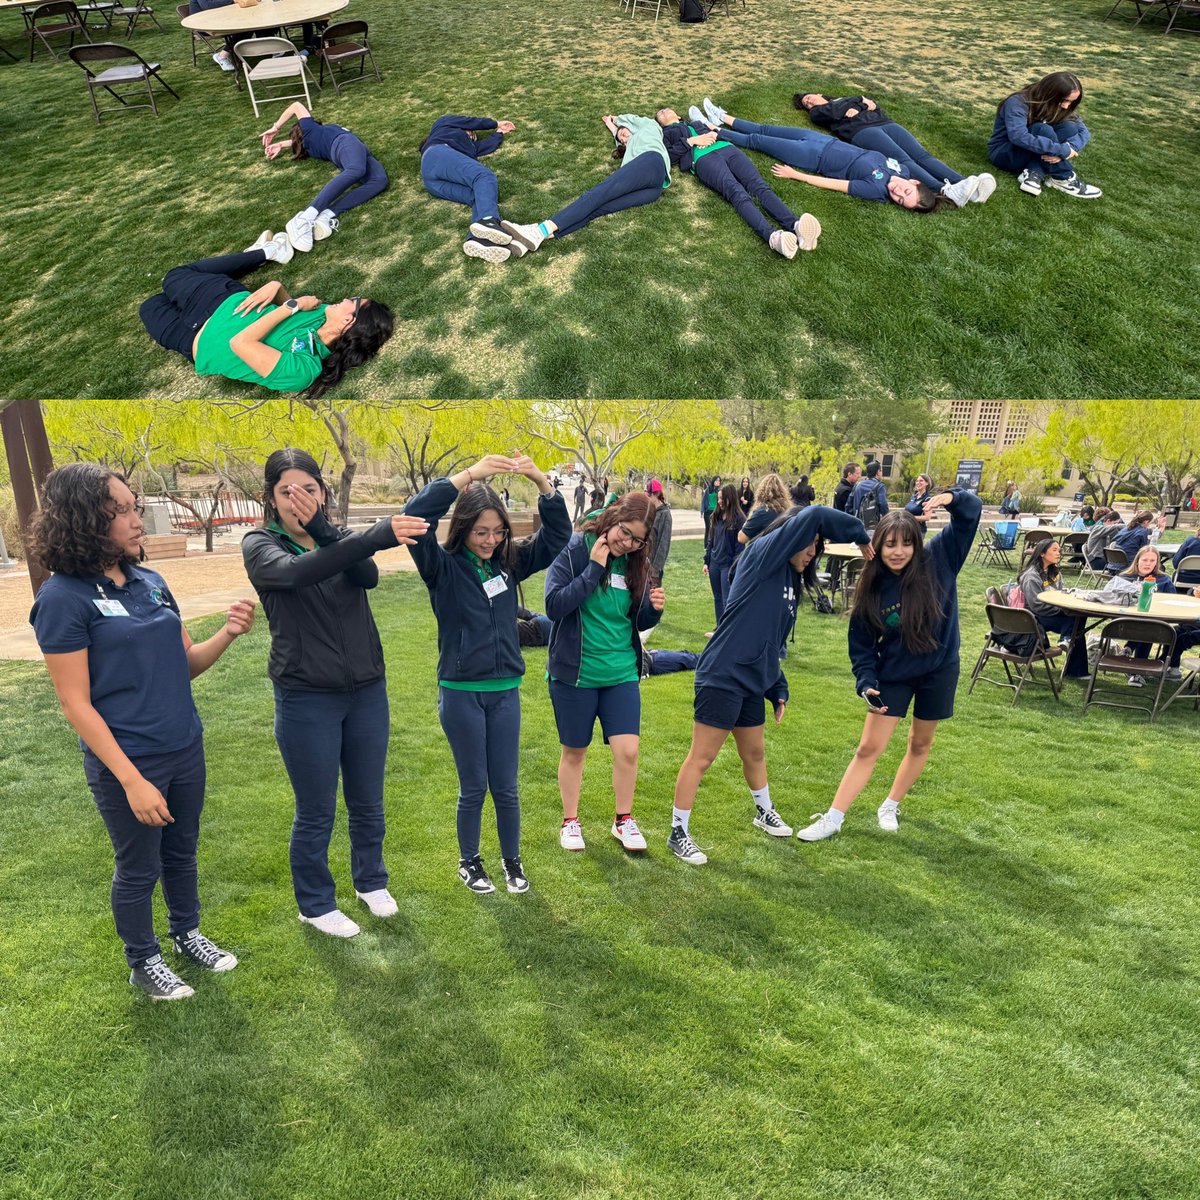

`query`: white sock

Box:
[751,785,772,811]
[301,206,318,221]
[826,807,845,829]
[672,806,691,833]
[879,797,899,812]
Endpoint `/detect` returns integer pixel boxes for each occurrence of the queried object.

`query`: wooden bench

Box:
[142,534,188,560]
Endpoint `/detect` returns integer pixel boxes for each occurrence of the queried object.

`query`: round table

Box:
[180,0,348,64]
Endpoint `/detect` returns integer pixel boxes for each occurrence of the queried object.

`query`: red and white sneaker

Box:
[560,818,586,851]
[611,815,647,851]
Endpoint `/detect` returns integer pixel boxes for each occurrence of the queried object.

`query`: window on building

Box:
[1061,459,1072,481]
[881,454,894,479]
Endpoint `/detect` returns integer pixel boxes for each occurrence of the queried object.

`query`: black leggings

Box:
[140,250,265,363]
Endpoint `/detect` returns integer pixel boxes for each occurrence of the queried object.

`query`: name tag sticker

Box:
[610,574,628,590]
[482,575,508,599]
[92,599,131,617]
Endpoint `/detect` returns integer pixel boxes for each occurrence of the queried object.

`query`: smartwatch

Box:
[284,299,299,312]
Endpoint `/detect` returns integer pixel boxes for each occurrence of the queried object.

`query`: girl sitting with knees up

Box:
[797,487,982,843]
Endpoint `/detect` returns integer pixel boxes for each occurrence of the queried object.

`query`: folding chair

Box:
[69,41,178,122]
[1104,0,1170,22]
[316,19,380,94]
[234,35,314,118]
[28,0,91,60]
[1159,654,1200,716]
[1164,0,1200,31]
[1173,554,1200,586]
[1103,546,1130,577]
[1060,531,1089,575]
[1019,529,1050,572]
[621,0,676,21]
[77,0,116,28]
[111,0,160,35]
[968,603,1064,705]
[1082,617,1176,721]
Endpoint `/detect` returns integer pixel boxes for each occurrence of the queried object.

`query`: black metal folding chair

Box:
[1082,617,1176,721]
[968,603,1064,705]
[68,41,178,123]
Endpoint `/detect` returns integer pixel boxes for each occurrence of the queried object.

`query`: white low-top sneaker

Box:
[794,212,821,251]
[796,812,841,842]
[611,816,647,851]
[356,888,398,917]
[285,211,315,252]
[973,172,997,203]
[702,96,728,125]
[769,229,798,259]
[877,802,900,833]
[299,909,361,938]
[560,818,586,851]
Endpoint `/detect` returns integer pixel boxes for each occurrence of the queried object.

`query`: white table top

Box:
[824,542,865,560]
[180,0,347,34]
[1037,589,1200,624]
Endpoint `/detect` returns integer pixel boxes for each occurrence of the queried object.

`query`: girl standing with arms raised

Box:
[544,494,664,853]
[797,487,982,842]
[404,454,572,895]
[669,505,871,864]
[242,450,429,938]
[30,464,255,999]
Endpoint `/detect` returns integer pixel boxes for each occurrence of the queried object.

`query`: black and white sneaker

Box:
[469,217,513,246]
[667,826,708,865]
[130,953,195,1000]
[502,857,530,894]
[752,806,794,837]
[172,929,238,972]
[459,856,496,894]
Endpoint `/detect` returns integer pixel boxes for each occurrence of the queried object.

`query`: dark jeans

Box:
[694,146,797,243]
[437,686,521,860]
[274,680,390,917]
[1036,611,1089,676]
[421,144,500,223]
[139,250,264,362]
[709,561,733,623]
[84,736,207,968]
[551,151,666,239]
[989,120,1083,181]
[313,134,389,216]
[646,649,700,675]
[851,122,961,189]
[1128,628,1200,669]
[721,120,834,173]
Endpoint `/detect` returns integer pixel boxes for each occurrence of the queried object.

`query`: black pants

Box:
[140,250,265,362]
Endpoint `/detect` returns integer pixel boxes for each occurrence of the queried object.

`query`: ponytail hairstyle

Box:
[1126,509,1154,530]
[1002,71,1084,127]
[28,462,138,577]
[289,123,308,160]
[850,510,945,655]
[306,300,394,399]
[443,481,519,574]
[262,447,333,526]
[582,491,654,601]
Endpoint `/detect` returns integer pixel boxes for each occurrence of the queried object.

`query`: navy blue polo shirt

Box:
[298,116,353,163]
[30,565,202,757]
[816,141,910,202]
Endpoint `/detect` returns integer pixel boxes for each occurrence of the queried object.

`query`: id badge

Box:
[92,599,130,617]
[482,575,508,599]
[610,574,628,590]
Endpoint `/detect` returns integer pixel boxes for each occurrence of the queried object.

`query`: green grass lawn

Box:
[3,0,1198,399]
[1,539,1198,1199]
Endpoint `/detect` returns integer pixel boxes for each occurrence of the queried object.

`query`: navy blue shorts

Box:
[693,685,766,730]
[549,678,641,748]
[876,660,959,722]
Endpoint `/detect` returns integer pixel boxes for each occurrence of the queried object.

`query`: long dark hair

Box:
[442,482,519,574]
[1126,509,1154,530]
[1027,539,1061,584]
[750,505,825,589]
[909,182,955,214]
[289,122,309,160]
[582,492,654,600]
[307,301,395,399]
[1002,71,1083,127]
[709,484,742,538]
[850,510,944,654]
[28,463,137,577]
[262,447,333,527]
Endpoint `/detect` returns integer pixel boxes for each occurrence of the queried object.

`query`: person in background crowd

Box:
[1084,508,1123,569]
[704,483,745,627]
[1166,528,1200,587]
[790,475,816,507]
[849,462,889,525]
[737,477,755,516]
[700,476,722,539]
[243,449,428,938]
[1107,546,1184,687]
[904,474,934,530]
[999,481,1021,516]
[188,0,236,72]
[1109,511,1157,570]
[833,462,862,513]
[1070,505,1095,532]
[573,478,588,523]
[646,479,673,583]
[797,488,982,842]
[1017,540,1088,676]
[740,473,792,544]
[30,463,255,1000]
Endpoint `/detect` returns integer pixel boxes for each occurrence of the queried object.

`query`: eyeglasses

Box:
[471,528,507,542]
[617,522,647,549]
[111,501,145,518]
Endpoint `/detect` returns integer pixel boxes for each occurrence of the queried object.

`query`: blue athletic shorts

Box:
[875,660,959,722]
[693,685,766,730]
[548,678,641,747]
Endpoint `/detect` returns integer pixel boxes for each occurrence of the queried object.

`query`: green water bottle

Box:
[1137,579,1154,612]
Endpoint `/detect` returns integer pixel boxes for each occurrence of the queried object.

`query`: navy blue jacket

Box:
[1168,535,1200,586]
[904,490,931,517]
[544,533,662,686]
[405,479,571,683]
[806,96,893,141]
[848,489,982,694]
[695,506,869,704]
[849,476,889,518]
[420,115,504,159]
[704,511,744,569]
[1110,524,1152,564]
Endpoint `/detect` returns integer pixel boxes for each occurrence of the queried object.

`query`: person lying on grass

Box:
[140,245,392,396]
[792,91,995,208]
[689,99,959,213]
[499,115,671,253]
[652,107,821,258]
[260,102,389,252]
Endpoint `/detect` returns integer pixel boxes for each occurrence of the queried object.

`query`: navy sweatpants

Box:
[694,146,798,243]
[312,133,390,217]
[989,120,1084,181]
[421,144,500,223]
[550,151,666,239]
[851,122,961,189]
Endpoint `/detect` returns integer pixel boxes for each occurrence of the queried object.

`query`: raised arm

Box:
[926,489,984,577]
[242,518,406,591]
[511,456,573,580]
[261,101,311,155]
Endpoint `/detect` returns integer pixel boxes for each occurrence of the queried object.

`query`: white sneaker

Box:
[212,50,235,72]
[285,211,315,252]
[753,806,793,837]
[877,801,900,832]
[298,909,360,938]
[560,818,586,851]
[244,229,274,252]
[1017,167,1043,196]
[687,104,709,128]
[768,229,798,259]
[611,816,647,851]
[796,812,841,842]
[499,220,545,252]
[702,96,728,125]
[355,888,398,917]
[1166,667,1184,681]
[793,212,821,251]
[941,176,980,208]
[312,210,339,241]
[1043,173,1102,200]
[463,236,511,264]
[973,172,997,203]
[1127,674,1145,687]
[267,231,294,265]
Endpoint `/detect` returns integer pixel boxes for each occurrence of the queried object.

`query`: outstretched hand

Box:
[922,491,955,516]
[390,514,430,545]
[771,163,800,181]
[496,120,516,134]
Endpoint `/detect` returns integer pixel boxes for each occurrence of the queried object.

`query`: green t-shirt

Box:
[195,294,331,393]
[706,492,718,512]
[439,548,521,692]
[577,534,639,688]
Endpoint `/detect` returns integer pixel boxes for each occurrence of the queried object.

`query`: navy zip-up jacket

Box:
[704,511,744,570]
[544,533,662,686]
[1110,524,1152,564]
[695,506,869,705]
[849,476,889,518]
[848,489,982,695]
[419,115,504,160]
[404,479,571,683]
[806,96,893,141]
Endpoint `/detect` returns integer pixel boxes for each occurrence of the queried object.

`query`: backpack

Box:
[857,486,881,532]
[679,0,707,21]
